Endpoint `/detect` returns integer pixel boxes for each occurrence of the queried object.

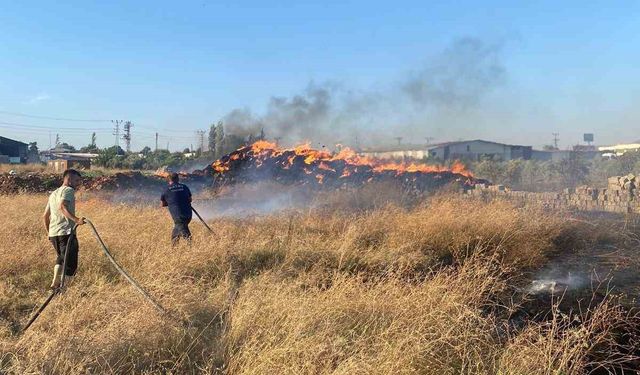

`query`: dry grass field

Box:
[0,190,638,374]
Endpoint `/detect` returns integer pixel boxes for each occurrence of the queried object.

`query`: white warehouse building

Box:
[360,140,533,161]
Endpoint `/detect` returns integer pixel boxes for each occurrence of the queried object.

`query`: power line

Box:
[0,110,110,122]
[0,109,217,137]
[0,121,193,139]
[0,121,112,131]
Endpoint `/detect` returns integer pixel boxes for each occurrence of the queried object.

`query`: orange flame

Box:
[213,141,473,178]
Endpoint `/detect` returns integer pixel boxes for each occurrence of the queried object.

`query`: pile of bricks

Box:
[467,175,640,214]
[607,174,636,193]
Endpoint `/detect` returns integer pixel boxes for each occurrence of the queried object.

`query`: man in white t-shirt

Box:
[43,169,85,289]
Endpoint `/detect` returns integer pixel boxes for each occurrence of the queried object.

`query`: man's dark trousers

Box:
[172,219,192,245]
[50,234,79,276]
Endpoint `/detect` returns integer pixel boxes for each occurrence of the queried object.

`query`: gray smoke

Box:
[403,37,506,110]
[222,37,507,148]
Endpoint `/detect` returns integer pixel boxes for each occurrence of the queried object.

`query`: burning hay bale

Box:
[206,141,485,192]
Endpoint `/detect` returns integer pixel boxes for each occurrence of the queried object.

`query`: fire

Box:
[214,141,473,180]
[154,141,476,191]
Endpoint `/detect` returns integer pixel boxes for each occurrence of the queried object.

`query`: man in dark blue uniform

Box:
[161,173,193,245]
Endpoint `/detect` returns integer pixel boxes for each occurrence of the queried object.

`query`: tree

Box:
[140,146,152,155]
[223,134,245,155]
[27,142,40,163]
[553,152,588,188]
[28,142,39,154]
[474,157,505,184]
[208,123,217,157]
[542,145,558,151]
[183,147,191,154]
[80,134,99,153]
[617,151,640,175]
[503,159,524,186]
[58,143,76,151]
[94,146,124,167]
[214,121,225,159]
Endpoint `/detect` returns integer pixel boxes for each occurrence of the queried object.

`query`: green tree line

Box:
[469,151,640,191]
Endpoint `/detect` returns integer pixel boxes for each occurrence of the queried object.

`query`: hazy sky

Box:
[0,0,638,151]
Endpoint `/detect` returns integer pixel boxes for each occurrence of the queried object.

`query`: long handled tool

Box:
[22,219,166,333]
[22,224,79,332]
[191,206,214,234]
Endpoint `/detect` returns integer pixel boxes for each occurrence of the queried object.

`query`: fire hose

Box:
[191,206,214,234]
[22,218,167,333]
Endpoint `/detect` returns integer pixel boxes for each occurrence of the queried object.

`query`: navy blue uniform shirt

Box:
[161,183,193,222]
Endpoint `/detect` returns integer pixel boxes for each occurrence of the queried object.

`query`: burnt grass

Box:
[504,210,640,373]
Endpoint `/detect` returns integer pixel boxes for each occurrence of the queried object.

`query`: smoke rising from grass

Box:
[222,37,506,147]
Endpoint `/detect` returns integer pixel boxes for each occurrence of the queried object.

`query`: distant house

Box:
[0,136,28,164]
[425,140,532,161]
[47,152,98,173]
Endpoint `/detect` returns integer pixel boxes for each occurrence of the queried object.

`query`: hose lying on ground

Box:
[192,206,214,234]
[22,219,166,333]
[84,218,166,315]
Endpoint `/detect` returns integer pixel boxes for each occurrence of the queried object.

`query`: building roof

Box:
[0,136,28,146]
[425,139,529,150]
[361,139,531,153]
[360,144,429,153]
[50,152,98,160]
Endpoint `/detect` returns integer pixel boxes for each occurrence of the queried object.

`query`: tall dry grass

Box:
[0,192,637,374]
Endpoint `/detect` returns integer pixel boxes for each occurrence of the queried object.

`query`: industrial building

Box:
[362,140,533,161]
[425,140,532,161]
[0,136,28,164]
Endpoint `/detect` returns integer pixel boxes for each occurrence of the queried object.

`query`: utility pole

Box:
[425,137,434,145]
[155,132,158,152]
[122,121,133,153]
[112,120,123,147]
[55,134,60,147]
[195,130,206,152]
[394,137,403,146]
[552,133,560,149]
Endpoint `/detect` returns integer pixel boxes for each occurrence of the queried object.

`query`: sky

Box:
[0,0,638,152]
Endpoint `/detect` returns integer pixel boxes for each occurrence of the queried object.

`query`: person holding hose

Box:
[161,172,193,245]
[43,169,85,289]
